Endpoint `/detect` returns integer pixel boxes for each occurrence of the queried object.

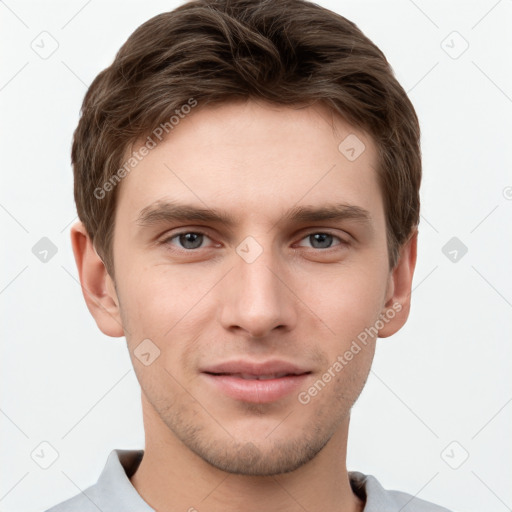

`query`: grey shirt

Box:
[44,449,453,512]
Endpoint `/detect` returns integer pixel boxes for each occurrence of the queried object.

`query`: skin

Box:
[71,99,417,512]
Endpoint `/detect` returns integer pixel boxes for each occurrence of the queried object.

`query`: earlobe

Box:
[70,221,124,338]
[378,229,418,338]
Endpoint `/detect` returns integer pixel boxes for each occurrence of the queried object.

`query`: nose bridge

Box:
[220,234,296,337]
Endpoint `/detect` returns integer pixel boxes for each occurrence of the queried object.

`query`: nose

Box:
[218,242,298,339]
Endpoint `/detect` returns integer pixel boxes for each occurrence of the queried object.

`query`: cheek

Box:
[121,264,198,330]
[115,280,169,358]
[309,267,388,339]
[119,266,213,369]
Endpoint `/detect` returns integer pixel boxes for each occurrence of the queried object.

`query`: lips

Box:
[202,359,309,377]
[223,372,291,380]
[201,359,311,403]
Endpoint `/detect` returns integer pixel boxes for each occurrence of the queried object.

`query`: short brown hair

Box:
[72,0,421,278]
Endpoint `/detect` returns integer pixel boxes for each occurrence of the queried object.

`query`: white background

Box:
[1,1,511,511]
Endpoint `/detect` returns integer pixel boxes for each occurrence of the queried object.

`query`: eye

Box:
[163,231,214,250]
[160,230,348,253]
[296,232,346,249]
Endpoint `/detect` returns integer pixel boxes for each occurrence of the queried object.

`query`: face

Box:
[81,100,413,476]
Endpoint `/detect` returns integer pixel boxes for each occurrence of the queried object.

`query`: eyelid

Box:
[294,230,349,248]
[160,229,217,249]
[160,228,350,251]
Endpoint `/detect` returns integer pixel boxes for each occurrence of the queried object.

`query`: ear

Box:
[378,229,418,338]
[70,221,124,338]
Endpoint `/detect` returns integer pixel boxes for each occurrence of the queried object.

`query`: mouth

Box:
[205,372,304,380]
[201,360,312,403]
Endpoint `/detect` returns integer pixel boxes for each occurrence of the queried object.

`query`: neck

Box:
[130,394,364,512]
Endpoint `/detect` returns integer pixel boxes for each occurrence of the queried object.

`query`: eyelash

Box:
[160,230,349,252]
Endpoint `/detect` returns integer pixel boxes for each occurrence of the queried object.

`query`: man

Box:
[46,0,452,510]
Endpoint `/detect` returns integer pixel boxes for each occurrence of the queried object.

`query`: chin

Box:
[184,431,330,476]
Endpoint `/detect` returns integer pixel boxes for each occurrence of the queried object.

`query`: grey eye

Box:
[177,232,205,249]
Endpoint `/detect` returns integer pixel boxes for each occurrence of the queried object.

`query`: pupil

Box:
[311,233,332,248]
[180,233,202,249]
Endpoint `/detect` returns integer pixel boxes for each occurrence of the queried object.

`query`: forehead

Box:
[115,100,383,229]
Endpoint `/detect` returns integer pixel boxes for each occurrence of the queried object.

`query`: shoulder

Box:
[42,449,149,512]
[349,471,454,512]
[43,483,104,512]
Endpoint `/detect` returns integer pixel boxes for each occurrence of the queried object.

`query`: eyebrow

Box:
[136,200,372,230]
